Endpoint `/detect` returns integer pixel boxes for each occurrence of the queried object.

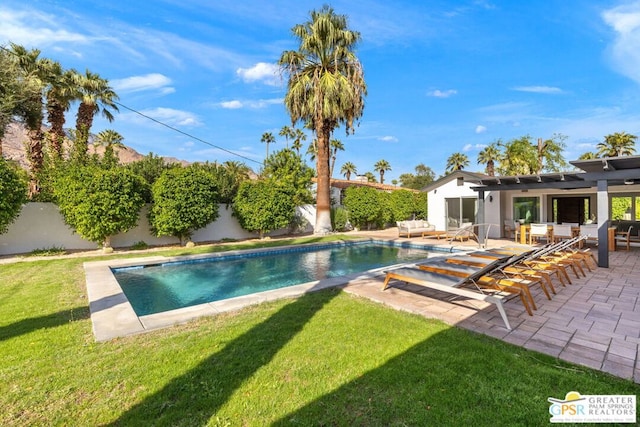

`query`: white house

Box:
[423,156,640,268]
[422,170,501,239]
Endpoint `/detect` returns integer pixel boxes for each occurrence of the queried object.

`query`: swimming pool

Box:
[113,241,439,316]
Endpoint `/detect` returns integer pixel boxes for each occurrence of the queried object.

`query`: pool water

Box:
[113,242,436,316]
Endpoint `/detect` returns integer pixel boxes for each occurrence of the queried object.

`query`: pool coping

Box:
[84,239,453,341]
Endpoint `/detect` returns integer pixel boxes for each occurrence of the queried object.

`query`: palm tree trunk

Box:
[47,100,66,158]
[315,123,332,235]
[75,102,95,159]
[27,126,44,197]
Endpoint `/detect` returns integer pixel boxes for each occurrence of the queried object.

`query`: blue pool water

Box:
[113,241,437,316]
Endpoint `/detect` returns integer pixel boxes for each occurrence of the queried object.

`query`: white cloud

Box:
[237,62,279,86]
[0,8,89,47]
[512,85,563,94]
[220,100,244,109]
[602,3,640,84]
[463,143,486,152]
[475,125,487,134]
[219,98,282,109]
[427,89,458,98]
[138,107,201,126]
[378,135,399,142]
[111,73,174,94]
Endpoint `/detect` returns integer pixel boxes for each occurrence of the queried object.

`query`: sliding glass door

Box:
[445,197,477,230]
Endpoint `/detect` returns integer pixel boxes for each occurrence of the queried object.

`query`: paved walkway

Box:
[345,229,640,384]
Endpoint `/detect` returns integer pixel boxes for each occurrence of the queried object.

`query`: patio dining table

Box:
[517,223,617,251]
[516,224,580,245]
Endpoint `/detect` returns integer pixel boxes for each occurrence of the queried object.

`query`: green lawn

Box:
[1,237,638,426]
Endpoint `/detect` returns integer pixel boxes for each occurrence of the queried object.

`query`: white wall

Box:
[427,178,500,238]
[0,203,316,256]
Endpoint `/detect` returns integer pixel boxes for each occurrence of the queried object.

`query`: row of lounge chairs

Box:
[381,236,597,330]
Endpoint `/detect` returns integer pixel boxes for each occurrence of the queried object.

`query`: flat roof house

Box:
[424,156,640,268]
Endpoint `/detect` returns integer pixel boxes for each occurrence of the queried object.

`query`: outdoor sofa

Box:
[396,220,438,238]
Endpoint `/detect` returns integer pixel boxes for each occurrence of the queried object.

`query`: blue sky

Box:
[3,0,640,180]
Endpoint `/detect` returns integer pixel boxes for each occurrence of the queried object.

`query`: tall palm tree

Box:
[10,43,48,196]
[446,152,469,173]
[45,62,78,159]
[279,125,294,148]
[477,142,501,176]
[374,159,391,184]
[279,5,367,234]
[260,132,276,160]
[0,45,32,156]
[340,161,357,180]
[329,138,344,177]
[74,70,119,160]
[596,132,637,157]
[291,128,307,155]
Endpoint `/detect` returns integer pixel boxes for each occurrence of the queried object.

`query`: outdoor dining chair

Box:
[529,223,550,245]
[552,224,573,243]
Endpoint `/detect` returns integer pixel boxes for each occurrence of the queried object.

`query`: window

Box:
[513,197,539,224]
[611,196,633,220]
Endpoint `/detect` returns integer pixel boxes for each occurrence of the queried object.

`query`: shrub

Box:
[233,180,296,238]
[130,241,149,250]
[149,166,220,245]
[413,192,428,220]
[262,149,314,206]
[331,207,349,231]
[27,246,66,257]
[343,186,382,230]
[53,165,147,248]
[388,190,417,222]
[0,158,28,234]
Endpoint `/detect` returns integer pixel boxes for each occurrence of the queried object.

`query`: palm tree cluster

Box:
[261,125,309,161]
[445,134,570,177]
[336,159,393,184]
[0,43,119,196]
[463,132,637,178]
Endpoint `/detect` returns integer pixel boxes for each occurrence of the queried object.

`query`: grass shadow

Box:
[110,287,340,426]
[0,307,89,342]
[272,327,640,426]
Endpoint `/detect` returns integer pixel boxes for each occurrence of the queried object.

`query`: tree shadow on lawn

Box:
[271,328,640,426]
[110,287,340,426]
[0,307,89,342]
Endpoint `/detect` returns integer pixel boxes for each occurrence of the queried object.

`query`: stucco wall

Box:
[0,203,315,256]
[427,178,500,238]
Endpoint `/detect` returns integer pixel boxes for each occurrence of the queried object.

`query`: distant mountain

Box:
[1,122,189,169]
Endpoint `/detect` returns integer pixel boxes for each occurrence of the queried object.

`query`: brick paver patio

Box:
[345,230,640,383]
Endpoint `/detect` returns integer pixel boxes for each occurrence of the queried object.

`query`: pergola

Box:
[470,155,640,268]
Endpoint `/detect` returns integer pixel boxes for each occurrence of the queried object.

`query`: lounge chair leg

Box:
[518,284,537,311]
[382,275,392,291]
[495,302,512,330]
[518,292,533,316]
[558,265,572,284]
